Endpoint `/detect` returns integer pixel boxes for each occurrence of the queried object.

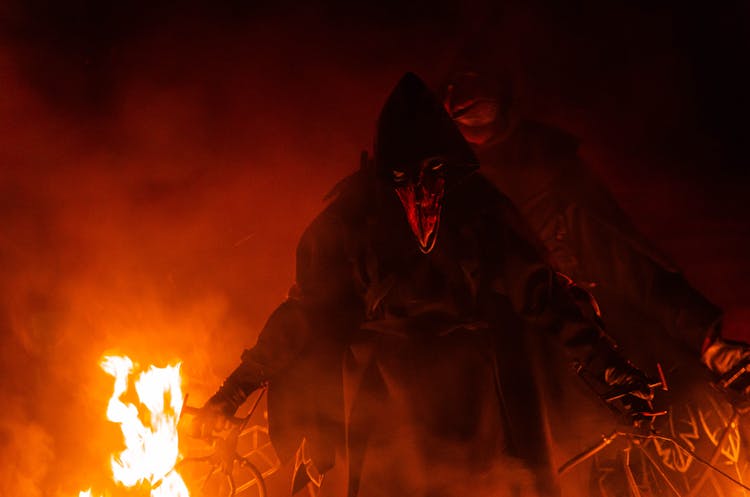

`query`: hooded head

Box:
[374,72,478,254]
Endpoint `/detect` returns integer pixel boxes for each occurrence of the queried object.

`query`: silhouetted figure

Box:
[441,69,750,496]
[194,73,653,497]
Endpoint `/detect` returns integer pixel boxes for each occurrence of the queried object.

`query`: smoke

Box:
[0,402,55,497]
[0,1,747,495]
[0,5,472,494]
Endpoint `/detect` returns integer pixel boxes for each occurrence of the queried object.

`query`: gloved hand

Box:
[190,390,237,439]
[190,368,255,439]
[190,354,266,439]
[603,365,657,424]
[702,337,750,377]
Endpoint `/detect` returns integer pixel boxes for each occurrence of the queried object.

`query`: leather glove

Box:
[702,337,750,376]
[190,362,261,439]
[190,390,237,439]
[603,364,656,424]
[604,366,654,400]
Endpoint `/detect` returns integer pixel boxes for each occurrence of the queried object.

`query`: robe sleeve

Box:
[221,208,362,401]
[487,197,643,388]
[559,199,722,354]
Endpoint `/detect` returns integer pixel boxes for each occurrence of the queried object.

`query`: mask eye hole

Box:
[392,170,407,183]
[425,159,445,173]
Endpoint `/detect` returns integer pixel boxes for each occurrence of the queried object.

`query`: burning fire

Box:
[79,355,189,497]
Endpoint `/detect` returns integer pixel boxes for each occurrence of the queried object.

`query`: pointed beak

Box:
[395,178,445,254]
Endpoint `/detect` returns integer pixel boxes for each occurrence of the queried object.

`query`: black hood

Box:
[374,72,479,186]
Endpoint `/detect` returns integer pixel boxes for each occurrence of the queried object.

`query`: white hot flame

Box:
[80,355,190,497]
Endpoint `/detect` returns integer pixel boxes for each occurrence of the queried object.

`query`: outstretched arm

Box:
[488,207,655,418]
[204,297,314,417]
[556,195,723,356]
[195,209,362,434]
[551,187,750,378]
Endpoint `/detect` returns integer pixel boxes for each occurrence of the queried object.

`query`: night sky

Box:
[0,1,748,495]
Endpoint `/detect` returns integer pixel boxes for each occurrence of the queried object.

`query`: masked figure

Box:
[195,73,654,497]
[441,69,750,496]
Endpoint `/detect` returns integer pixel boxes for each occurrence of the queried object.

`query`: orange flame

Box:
[79,355,190,497]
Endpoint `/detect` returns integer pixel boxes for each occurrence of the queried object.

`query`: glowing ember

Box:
[79,355,189,497]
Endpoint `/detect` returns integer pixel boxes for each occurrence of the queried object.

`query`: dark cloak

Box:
[474,119,742,496]
[226,75,644,497]
[239,164,635,497]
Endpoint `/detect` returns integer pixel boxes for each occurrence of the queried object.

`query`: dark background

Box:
[0,1,748,495]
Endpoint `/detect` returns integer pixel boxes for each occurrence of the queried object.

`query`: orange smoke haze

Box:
[0,3,748,496]
[0,10,469,495]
